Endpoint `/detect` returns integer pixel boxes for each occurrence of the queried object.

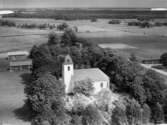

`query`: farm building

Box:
[7,51,32,72]
[142,59,160,64]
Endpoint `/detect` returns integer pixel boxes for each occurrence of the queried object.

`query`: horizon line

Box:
[0,7,161,10]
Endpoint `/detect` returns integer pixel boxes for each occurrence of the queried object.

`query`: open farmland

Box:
[0,27,48,54]
[86,36,167,60]
[0,18,167,59]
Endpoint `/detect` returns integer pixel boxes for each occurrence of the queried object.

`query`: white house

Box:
[62,55,110,94]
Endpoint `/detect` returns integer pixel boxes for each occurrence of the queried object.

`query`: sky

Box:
[0,0,167,8]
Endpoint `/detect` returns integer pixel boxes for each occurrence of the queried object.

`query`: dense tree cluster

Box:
[27,29,167,125]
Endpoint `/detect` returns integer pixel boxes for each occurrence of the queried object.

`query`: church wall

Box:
[93,81,109,94]
[63,64,74,93]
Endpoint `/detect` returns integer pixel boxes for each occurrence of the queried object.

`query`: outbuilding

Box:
[7,51,32,72]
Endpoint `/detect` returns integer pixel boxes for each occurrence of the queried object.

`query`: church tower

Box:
[63,55,74,93]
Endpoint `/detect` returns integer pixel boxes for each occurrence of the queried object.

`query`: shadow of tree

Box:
[13,72,35,122]
[19,73,32,86]
[13,99,35,122]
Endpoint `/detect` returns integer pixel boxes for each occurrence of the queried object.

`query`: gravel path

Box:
[141,64,167,76]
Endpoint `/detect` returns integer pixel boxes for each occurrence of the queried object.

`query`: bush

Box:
[57,22,69,31]
[91,18,98,22]
[108,20,121,24]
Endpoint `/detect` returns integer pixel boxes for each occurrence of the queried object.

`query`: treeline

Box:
[0,20,70,30]
[128,20,167,28]
[0,20,16,27]
[155,22,167,27]
[4,9,167,20]
[128,21,151,28]
[24,29,167,125]
[17,23,56,29]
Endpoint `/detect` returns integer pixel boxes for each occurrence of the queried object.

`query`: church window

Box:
[101,83,103,88]
[68,66,70,71]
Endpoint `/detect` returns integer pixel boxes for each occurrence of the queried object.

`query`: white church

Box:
[62,55,110,94]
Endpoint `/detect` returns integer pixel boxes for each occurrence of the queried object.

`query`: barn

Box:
[7,51,32,72]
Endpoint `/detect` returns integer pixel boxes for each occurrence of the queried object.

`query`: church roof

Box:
[68,68,109,93]
[63,55,73,65]
[71,68,109,83]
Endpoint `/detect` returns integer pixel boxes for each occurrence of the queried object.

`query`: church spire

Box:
[63,54,74,93]
[63,54,73,65]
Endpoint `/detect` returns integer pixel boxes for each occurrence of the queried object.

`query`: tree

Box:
[163,89,167,122]
[61,29,78,46]
[112,105,127,125]
[142,104,151,124]
[129,53,138,62]
[95,89,112,111]
[130,76,146,105]
[125,98,142,125]
[57,22,69,31]
[27,73,65,119]
[143,70,166,105]
[152,103,164,124]
[71,115,82,125]
[82,105,104,125]
[160,52,167,67]
[48,32,60,45]
[72,79,94,96]
[29,44,53,71]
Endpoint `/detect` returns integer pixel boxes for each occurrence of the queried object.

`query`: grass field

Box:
[0,72,30,125]
[1,18,167,59]
[86,36,167,59]
[0,27,48,53]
